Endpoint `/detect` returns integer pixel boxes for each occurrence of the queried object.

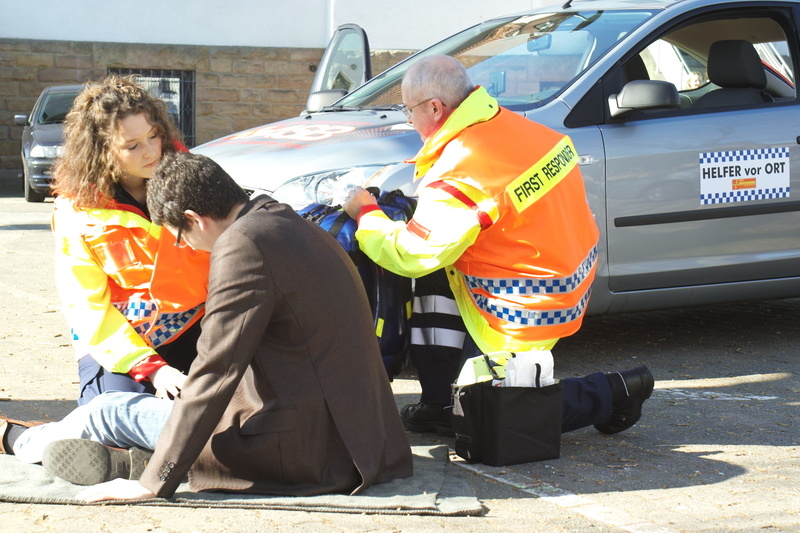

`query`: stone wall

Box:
[0,38,413,174]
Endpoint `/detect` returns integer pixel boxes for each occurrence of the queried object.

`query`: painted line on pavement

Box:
[655,389,777,401]
[453,458,680,533]
[655,373,791,389]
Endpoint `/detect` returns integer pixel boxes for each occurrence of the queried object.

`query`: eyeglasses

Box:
[173,222,188,248]
[400,97,436,119]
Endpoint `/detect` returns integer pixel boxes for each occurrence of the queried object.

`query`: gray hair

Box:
[402,55,474,109]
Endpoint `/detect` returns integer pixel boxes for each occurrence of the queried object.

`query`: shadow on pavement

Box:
[0,399,74,423]
[415,298,799,497]
[0,223,52,231]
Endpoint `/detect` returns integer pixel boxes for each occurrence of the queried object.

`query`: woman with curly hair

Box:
[51,75,210,405]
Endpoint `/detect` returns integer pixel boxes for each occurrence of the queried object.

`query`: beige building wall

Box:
[0,38,412,176]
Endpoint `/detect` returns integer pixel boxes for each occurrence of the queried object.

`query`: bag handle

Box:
[482,354,500,380]
[482,352,516,381]
[327,210,352,237]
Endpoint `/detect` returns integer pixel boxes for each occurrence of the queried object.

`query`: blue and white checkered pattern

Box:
[133,321,152,337]
[699,147,789,164]
[465,246,597,296]
[147,304,203,347]
[701,187,790,205]
[472,290,592,326]
[114,300,156,320]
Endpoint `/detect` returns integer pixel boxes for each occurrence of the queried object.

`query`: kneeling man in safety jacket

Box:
[345,54,654,438]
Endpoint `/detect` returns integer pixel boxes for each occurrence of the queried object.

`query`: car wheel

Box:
[22,165,46,203]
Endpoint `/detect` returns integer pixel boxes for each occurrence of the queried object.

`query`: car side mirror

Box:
[14,114,29,126]
[608,80,680,118]
[305,89,348,113]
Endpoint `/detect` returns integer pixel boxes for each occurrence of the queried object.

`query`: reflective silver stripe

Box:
[465,246,597,296]
[411,327,466,349]
[412,294,465,348]
[471,288,592,327]
[413,294,462,316]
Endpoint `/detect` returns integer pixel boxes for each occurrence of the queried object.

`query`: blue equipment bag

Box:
[297,189,416,379]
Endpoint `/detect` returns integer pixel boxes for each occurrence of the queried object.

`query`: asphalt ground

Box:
[1,182,798,532]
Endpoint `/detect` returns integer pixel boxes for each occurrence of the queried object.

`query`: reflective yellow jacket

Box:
[355,87,599,353]
[52,196,210,375]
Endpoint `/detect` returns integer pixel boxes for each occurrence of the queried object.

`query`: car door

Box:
[598,5,800,298]
[305,24,372,112]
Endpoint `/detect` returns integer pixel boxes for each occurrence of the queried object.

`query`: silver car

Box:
[195,0,800,315]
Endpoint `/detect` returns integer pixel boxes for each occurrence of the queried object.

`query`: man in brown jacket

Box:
[2,152,412,501]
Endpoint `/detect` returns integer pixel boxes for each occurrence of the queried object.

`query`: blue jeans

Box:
[14,391,172,464]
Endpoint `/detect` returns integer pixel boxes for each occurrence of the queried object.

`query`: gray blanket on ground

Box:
[0,444,483,516]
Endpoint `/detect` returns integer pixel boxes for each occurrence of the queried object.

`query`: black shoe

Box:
[594,366,654,435]
[42,439,153,486]
[400,401,455,437]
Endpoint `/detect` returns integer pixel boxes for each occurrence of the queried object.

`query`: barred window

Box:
[108,69,196,147]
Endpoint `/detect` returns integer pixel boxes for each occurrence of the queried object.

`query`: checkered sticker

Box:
[699,148,790,205]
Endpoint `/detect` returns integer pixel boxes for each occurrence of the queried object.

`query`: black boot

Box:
[594,366,654,435]
[400,401,454,437]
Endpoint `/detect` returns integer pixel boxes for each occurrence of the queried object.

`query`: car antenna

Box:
[562,0,573,8]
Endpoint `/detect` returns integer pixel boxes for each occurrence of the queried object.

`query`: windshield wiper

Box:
[321,105,365,112]
[369,104,405,112]
[321,104,405,113]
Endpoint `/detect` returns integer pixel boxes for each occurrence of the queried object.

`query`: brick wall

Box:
[0,38,413,174]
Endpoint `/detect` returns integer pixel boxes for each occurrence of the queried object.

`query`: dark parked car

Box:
[14,85,82,202]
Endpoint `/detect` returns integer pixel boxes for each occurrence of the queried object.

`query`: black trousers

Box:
[409,269,613,432]
[76,320,202,405]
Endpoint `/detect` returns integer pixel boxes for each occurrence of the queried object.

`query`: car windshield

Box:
[37,91,80,125]
[339,10,656,111]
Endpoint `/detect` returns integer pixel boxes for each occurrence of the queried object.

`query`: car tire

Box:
[22,165,46,203]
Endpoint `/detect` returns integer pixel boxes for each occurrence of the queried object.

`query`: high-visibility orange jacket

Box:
[52,196,210,377]
[355,87,599,353]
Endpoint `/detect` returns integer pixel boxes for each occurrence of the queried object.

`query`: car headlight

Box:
[29,144,63,159]
[272,164,396,209]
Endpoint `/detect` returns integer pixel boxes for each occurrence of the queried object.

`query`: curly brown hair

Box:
[51,74,182,209]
